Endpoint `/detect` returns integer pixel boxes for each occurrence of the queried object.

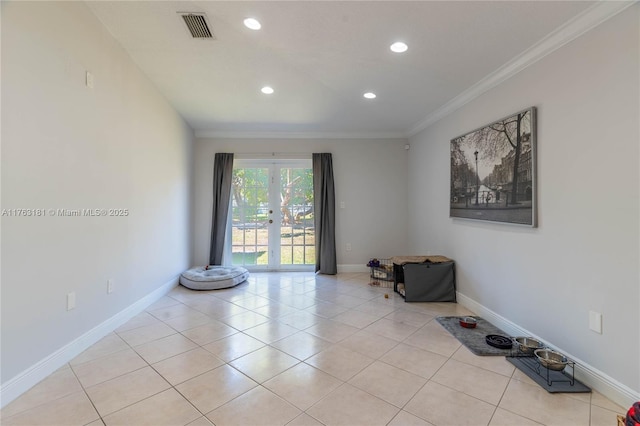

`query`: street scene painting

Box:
[450,107,536,226]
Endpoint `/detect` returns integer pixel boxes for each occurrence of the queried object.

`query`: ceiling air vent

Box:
[179,13,215,39]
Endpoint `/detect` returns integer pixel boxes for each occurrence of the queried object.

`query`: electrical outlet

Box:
[107,279,114,294]
[67,292,76,311]
[86,71,94,88]
[346,243,352,251]
[589,311,602,334]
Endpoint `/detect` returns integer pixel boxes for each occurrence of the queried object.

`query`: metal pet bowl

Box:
[459,317,477,328]
[534,349,569,371]
[513,337,544,354]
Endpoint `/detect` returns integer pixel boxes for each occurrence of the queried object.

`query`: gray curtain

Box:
[209,153,234,265]
[313,153,337,274]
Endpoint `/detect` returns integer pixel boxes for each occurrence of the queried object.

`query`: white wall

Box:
[192,138,409,269]
[408,5,639,400]
[1,1,193,388]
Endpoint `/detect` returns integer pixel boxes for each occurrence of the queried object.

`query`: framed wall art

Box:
[450,107,537,226]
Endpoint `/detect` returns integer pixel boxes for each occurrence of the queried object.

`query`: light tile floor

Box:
[1,272,628,426]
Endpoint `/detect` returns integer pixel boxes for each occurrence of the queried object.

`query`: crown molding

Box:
[194,130,407,140]
[407,0,637,137]
[194,1,635,141]
[195,130,407,139]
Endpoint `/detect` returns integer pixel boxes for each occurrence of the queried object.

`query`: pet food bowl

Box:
[534,349,569,371]
[486,334,513,349]
[513,337,544,354]
[459,317,477,328]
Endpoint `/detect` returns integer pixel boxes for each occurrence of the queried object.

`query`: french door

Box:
[227,159,315,271]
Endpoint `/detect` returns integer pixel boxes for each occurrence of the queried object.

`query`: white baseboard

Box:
[0,276,179,408]
[337,264,369,273]
[456,292,640,410]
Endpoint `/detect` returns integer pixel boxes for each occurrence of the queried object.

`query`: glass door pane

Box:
[231,167,269,266]
[229,160,314,271]
[279,166,315,266]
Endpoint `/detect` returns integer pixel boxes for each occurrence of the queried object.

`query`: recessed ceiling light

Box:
[390,41,408,53]
[261,86,274,94]
[363,92,376,99]
[244,18,261,30]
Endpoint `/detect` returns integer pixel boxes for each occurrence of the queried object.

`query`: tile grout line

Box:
[184,286,475,425]
[67,362,106,425]
[486,364,514,426]
[84,325,171,424]
[8,273,616,426]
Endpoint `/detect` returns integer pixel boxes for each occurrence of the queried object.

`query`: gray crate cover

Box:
[402,261,456,302]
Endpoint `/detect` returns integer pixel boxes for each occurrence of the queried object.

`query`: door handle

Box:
[269,219,273,224]
[269,210,273,214]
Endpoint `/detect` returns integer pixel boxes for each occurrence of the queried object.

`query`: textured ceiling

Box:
[87,1,596,137]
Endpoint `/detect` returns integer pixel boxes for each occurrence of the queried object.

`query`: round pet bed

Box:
[180,266,249,290]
